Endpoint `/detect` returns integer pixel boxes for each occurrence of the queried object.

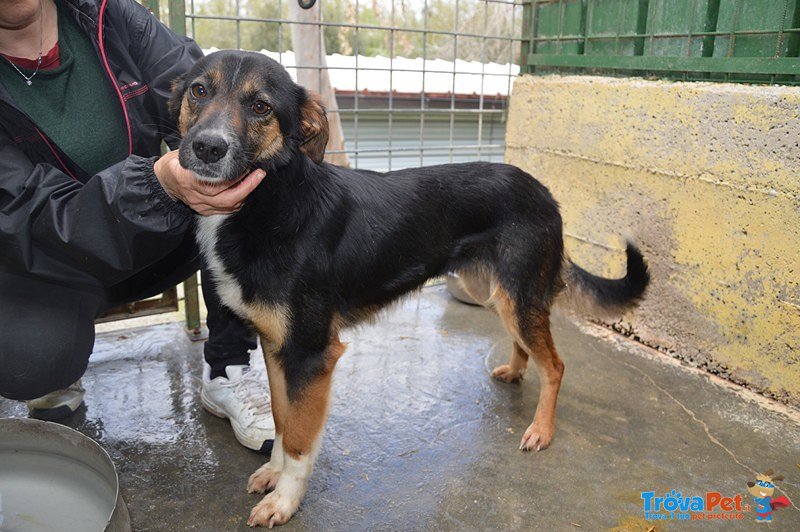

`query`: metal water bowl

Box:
[446,272,481,306]
[0,418,131,532]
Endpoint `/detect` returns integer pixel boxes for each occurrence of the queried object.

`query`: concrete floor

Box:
[2,284,800,531]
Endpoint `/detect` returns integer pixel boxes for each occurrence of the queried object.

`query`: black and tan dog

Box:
[170,50,649,527]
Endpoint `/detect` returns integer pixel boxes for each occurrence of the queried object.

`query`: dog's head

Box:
[169,50,329,184]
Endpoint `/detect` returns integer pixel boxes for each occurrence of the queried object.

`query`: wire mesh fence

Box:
[145,0,799,175]
[157,0,523,171]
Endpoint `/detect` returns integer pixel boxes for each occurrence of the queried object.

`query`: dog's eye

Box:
[252,100,271,115]
[190,83,207,99]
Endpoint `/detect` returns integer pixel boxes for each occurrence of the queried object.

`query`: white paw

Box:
[247,491,300,528]
[247,463,282,494]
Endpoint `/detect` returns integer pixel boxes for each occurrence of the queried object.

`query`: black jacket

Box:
[0,0,202,292]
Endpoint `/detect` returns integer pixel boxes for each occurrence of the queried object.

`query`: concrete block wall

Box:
[505,75,800,406]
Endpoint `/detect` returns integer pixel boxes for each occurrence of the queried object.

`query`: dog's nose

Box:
[192,134,229,164]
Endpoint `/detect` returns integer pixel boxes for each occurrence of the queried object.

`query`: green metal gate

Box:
[522,0,800,84]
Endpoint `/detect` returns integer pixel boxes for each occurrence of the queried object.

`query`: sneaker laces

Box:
[233,369,272,418]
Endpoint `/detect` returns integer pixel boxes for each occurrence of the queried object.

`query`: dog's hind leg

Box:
[459,268,531,382]
[516,316,563,452]
[247,329,346,528]
[247,338,287,495]
[492,288,564,451]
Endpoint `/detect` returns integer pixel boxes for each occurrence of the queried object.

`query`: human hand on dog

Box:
[154,151,266,216]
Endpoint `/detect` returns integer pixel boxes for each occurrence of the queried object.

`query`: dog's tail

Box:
[557,242,650,318]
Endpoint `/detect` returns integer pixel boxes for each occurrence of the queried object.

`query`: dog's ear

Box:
[167,74,187,125]
[299,92,329,163]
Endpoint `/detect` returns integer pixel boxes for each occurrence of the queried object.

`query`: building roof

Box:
[203,49,519,97]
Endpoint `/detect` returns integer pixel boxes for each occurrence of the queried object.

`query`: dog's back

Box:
[311,161,564,320]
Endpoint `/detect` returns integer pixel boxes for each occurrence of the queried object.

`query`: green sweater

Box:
[0,3,128,176]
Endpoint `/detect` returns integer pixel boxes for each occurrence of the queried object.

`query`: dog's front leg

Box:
[248,339,287,495]
[247,334,346,528]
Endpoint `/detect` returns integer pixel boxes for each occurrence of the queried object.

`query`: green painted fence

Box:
[523,0,800,84]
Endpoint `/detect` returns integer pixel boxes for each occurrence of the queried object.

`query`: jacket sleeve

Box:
[122,0,204,149]
[0,134,194,288]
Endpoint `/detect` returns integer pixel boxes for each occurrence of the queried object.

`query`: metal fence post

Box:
[521,1,534,73]
[140,0,160,20]
[169,0,187,36]
[162,0,203,339]
[183,272,205,341]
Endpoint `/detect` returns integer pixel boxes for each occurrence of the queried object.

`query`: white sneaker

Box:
[27,379,85,420]
[201,364,275,453]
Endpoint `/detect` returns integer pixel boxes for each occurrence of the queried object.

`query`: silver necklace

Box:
[3,0,45,86]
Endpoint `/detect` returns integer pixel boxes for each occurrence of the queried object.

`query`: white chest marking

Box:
[195,214,248,318]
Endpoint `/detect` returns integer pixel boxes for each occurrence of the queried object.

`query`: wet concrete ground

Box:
[2,284,800,530]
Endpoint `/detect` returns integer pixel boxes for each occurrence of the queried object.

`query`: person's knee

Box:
[0,278,98,401]
[0,332,91,400]
[0,358,87,401]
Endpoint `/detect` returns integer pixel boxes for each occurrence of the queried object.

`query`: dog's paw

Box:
[519,421,554,452]
[247,463,282,494]
[247,491,299,528]
[491,364,524,383]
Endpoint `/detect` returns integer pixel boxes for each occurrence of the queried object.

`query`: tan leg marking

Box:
[244,306,290,494]
[247,304,291,350]
[518,322,563,452]
[489,287,529,383]
[491,287,564,452]
[282,337,345,458]
[247,336,346,528]
[247,338,287,495]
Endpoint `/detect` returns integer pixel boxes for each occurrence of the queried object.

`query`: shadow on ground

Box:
[2,285,799,530]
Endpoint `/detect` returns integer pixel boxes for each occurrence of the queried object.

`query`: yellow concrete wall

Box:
[505,75,800,406]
